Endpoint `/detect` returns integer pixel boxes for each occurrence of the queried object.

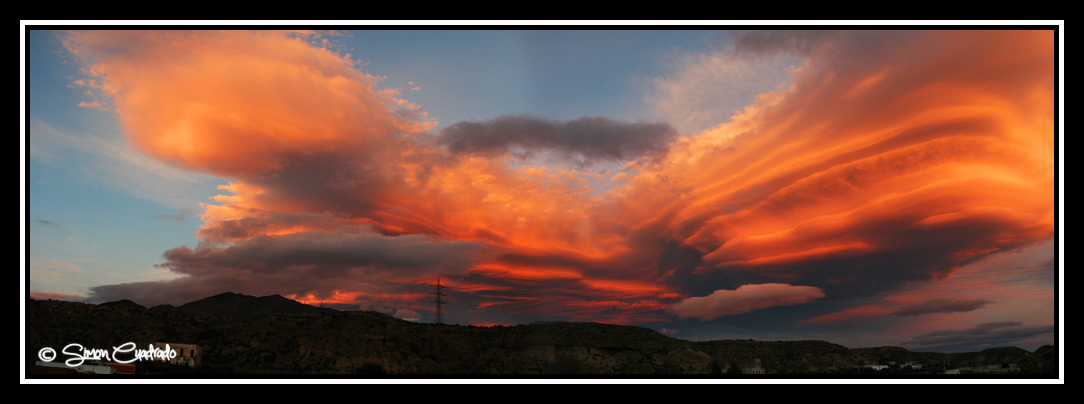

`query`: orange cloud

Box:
[800,305,889,325]
[667,283,826,321]
[77,100,107,110]
[619,31,1054,281]
[72,30,1055,332]
[63,30,430,178]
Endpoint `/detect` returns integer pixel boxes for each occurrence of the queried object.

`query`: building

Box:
[741,359,765,374]
[152,342,201,367]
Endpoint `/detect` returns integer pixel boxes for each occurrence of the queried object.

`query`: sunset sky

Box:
[24,26,1061,353]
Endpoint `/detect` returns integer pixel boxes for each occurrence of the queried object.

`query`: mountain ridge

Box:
[145,292,339,320]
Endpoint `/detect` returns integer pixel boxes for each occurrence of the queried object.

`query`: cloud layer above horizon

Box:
[51,30,1056,349]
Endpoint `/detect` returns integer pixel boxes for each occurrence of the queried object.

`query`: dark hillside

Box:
[25,295,1058,376]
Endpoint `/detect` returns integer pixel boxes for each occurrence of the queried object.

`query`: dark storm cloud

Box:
[240,149,396,217]
[86,226,488,306]
[891,298,993,317]
[196,209,350,242]
[901,322,1056,353]
[160,227,484,276]
[439,115,679,161]
[668,204,1052,309]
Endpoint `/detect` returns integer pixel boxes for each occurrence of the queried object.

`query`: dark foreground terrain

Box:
[26,294,1058,375]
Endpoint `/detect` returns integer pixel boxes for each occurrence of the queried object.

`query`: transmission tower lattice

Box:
[431,277,448,324]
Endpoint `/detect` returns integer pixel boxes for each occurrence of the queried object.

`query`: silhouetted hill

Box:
[946,347,1032,368]
[98,299,145,310]
[166,292,339,320]
[150,304,177,311]
[1034,345,1056,356]
[24,295,1059,375]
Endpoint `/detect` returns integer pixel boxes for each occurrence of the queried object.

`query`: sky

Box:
[23,25,1061,354]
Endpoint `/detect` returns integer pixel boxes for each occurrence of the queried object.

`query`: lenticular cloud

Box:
[667,284,827,321]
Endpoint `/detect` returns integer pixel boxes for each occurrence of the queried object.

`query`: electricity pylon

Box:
[431,277,448,325]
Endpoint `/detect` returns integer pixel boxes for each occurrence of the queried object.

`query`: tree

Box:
[710,360,723,374]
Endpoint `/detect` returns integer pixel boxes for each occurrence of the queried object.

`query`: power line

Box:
[431,277,448,325]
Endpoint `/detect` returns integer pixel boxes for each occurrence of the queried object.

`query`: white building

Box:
[741,359,765,374]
